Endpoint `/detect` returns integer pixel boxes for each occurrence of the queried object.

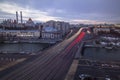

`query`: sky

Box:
[0,0,120,24]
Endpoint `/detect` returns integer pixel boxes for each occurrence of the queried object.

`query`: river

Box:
[0,43,50,53]
[83,47,120,62]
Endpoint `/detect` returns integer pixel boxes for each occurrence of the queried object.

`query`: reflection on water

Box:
[0,43,49,53]
[83,47,120,62]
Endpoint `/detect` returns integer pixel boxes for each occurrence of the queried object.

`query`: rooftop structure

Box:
[25,18,35,27]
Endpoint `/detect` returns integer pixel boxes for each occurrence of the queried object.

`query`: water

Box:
[0,43,50,53]
[83,47,120,62]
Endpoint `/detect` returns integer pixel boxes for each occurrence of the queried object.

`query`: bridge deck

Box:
[0,28,85,80]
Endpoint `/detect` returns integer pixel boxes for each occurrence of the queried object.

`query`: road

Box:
[0,28,86,80]
[74,59,120,80]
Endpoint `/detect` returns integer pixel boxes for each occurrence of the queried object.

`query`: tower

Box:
[16,11,18,24]
[20,11,23,24]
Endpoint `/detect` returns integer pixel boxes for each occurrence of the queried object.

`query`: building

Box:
[44,20,55,27]
[42,26,62,39]
[93,26,110,35]
[93,25,120,47]
[25,18,35,27]
[0,30,40,40]
[43,20,70,37]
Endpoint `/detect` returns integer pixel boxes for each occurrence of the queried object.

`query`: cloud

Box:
[70,19,105,24]
[0,1,61,22]
[0,0,120,24]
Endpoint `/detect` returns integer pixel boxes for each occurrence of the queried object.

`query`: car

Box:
[111,64,119,68]
[79,74,93,80]
[105,75,111,80]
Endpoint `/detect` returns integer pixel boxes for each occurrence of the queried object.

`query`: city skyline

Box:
[0,0,120,24]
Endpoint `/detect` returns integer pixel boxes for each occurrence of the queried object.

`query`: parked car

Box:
[105,75,111,80]
[79,74,93,80]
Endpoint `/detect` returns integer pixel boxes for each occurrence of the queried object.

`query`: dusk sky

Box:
[0,0,120,24]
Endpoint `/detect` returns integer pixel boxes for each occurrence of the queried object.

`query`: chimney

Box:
[20,11,23,24]
[16,11,18,24]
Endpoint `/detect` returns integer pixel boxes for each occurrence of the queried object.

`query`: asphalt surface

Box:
[74,59,120,80]
[0,28,86,80]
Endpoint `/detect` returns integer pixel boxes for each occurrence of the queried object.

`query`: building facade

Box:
[43,20,70,37]
[42,26,62,39]
[93,26,110,35]
[0,30,40,39]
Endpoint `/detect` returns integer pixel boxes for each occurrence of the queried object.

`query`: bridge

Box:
[0,28,86,80]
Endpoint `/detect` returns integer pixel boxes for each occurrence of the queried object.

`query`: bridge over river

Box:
[0,28,86,80]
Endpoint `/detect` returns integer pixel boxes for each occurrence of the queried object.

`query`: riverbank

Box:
[0,58,26,71]
[0,42,53,72]
[1,38,62,44]
[0,53,32,71]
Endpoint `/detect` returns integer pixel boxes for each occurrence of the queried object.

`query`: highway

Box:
[0,28,86,80]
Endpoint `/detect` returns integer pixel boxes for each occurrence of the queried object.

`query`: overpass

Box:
[0,28,86,80]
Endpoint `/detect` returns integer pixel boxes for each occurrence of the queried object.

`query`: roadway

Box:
[0,28,86,80]
[74,59,120,80]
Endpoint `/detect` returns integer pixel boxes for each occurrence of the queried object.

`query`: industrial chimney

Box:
[20,11,23,24]
[16,11,18,24]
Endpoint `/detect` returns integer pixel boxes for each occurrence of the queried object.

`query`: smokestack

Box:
[20,11,23,24]
[16,11,18,24]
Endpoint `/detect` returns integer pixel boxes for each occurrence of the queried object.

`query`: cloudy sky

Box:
[0,0,120,24]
